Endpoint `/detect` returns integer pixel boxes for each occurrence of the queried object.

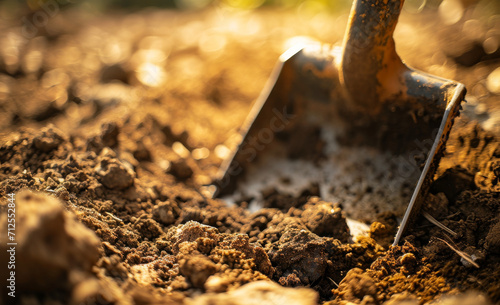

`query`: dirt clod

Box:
[485,220,500,254]
[179,254,217,288]
[269,228,330,286]
[0,190,100,296]
[95,157,135,190]
[33,125,66,152]
[302,198,350,242]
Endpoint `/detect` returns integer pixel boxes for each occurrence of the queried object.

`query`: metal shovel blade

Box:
[212,0,466,245]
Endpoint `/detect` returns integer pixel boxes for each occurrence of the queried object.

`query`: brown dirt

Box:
[0,3,499,305]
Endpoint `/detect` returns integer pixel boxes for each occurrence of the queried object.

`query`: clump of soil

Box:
[0,190,100,296]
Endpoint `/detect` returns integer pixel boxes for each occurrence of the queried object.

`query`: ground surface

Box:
[0,2,499,305]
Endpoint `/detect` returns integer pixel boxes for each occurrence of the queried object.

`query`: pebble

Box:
[96,158,135,190]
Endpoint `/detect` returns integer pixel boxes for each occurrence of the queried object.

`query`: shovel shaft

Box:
[341,0,406,114]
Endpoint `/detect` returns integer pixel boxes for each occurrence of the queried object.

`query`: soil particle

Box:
[98,254,129,280]
[133,140,152,161]
[159,221,277,293]
[255,214,308,247]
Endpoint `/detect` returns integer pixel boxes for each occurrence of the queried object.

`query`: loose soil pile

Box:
[0,4,499,305]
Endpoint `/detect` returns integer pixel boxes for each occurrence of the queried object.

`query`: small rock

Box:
[169,221,219,254]
[269,228,329,285]
[302,199,349,242]
[370,222,388,236]
[95,158,135,190]
[399,253,417,269]
[33,124,66,152]
[152,200,181,226]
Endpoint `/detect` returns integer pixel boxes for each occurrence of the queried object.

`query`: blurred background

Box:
[2,0,500,11]
[0,0,499,16]
[0,0,499,144]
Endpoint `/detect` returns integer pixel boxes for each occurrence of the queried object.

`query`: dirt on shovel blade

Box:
[0,2,499,305]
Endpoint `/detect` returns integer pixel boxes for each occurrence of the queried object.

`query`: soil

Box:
[0,3,499,305]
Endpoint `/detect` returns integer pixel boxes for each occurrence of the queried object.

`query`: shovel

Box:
[212,0,466,246]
